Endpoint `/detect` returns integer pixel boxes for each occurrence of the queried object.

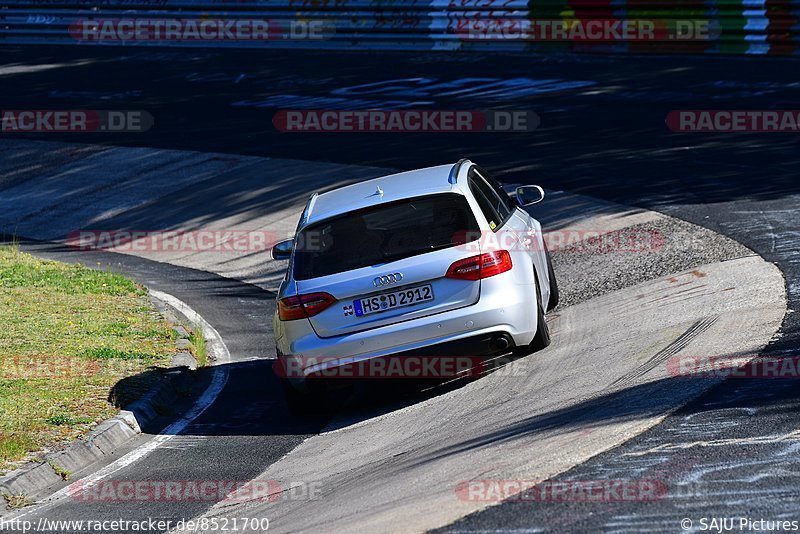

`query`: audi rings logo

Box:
[373,273,403,287]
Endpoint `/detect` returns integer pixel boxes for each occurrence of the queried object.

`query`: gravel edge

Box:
[551,213,754,309]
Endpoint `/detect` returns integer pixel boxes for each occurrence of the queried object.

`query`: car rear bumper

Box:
[276,276,538,383]
[278,331,518,390]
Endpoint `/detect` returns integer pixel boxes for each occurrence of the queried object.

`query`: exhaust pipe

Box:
[493,336,511,351]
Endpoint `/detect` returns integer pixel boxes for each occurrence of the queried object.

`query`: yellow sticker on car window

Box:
[489,221,497,230]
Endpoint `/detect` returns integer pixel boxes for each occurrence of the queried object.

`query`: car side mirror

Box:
[271,239,294,261]
[516,185,545,206]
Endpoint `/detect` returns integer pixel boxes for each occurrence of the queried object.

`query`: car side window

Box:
[469,172,508,231]
[469,173,507,230]
[474,166,517,214]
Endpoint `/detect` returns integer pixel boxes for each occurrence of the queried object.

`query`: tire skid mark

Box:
[611,285,711,313]
[609,316,719,389]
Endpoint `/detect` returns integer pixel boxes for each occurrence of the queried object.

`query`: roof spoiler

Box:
[448,158,472,184]
[298,192,319,229]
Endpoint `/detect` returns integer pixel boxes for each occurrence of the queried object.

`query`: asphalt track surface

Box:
[1,46,800,531]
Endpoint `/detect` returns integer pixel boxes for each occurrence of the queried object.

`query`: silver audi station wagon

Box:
[272,159,557,407]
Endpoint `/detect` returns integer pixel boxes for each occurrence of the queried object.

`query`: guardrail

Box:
[1,1,797,55]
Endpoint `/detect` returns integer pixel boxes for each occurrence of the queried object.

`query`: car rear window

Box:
[293,193,480,280]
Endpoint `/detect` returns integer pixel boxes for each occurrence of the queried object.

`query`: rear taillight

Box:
[278,292,336,321]
[446,250,513,281]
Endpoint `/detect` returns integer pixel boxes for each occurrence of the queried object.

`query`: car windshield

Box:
[293,193,480,280]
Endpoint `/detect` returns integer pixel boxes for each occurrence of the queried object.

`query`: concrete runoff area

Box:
[175,257,784,533]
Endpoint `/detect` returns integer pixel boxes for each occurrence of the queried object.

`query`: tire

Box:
[544,245,559,312]
[281,377,316,415]
[530,275,552,351]
[513,269,551,355]
[276,352,324,415]
[530,292,550,352]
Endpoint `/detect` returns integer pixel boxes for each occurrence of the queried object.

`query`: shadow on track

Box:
[2,46,800,208]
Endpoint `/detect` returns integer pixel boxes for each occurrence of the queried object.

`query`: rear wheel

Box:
[513,270,551,355]
[281,377,316,415]
[544,244,559,312]
[276,353,326,415]
[530,287,551,351]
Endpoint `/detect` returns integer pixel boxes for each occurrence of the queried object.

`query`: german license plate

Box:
[353,285,434,317]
